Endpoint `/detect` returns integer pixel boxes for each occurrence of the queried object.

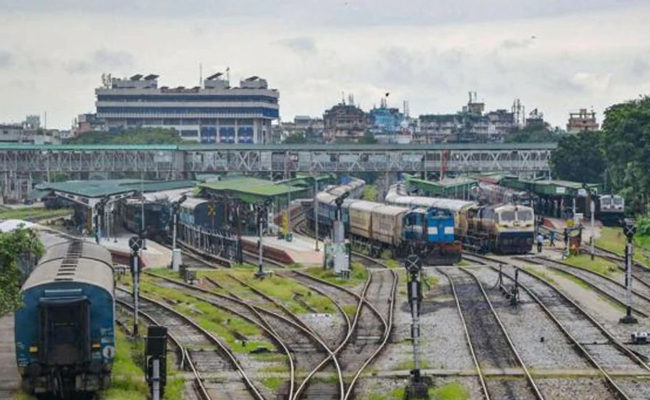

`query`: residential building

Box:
[323,102,369,142]
[73,113,107,136]
[567,109,599,133]
[368,97,404,136]
[95,72,279,143]
[0,121,60,145]
[486,109,517,139]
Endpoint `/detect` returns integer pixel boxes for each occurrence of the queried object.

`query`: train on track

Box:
[308,178,461,264]
[386,184,535,254]
[15,241,115,398]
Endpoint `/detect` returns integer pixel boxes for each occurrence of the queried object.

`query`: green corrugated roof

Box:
[35,179,196,198]
[200,177,306,197]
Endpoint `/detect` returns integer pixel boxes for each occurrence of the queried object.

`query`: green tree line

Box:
[67,128,187,145]
[550,96,650,215]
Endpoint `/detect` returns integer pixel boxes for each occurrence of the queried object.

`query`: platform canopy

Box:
[199,177,307,204]
[32,179,197,208]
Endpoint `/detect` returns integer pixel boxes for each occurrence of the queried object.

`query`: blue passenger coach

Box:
[15,241,115,397]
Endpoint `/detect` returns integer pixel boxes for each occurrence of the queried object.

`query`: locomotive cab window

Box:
[601,197,611,206]
[518,210,533,222]
[499,211,516,222]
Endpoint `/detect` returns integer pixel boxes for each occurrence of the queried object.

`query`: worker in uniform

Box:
[536,233,544,253]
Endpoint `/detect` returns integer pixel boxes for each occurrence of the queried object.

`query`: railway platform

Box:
[241,233,324,267]
[99,232,172,268]
[0,315,20,399]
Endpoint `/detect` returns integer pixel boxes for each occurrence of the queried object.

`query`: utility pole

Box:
[171,195,188,272]
[256,198,272,278]
[620,219,638,324]
[314,177,320,252]
[141,172,147,250]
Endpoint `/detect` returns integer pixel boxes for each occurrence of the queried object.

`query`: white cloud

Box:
[0,2,649,128]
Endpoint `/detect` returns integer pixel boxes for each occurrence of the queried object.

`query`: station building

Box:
[95,73,279,144]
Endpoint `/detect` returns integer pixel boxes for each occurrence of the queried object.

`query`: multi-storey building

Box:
[567,109,599,133]
[95,73,279,143]
[323,103,369,142]
[0,123,60,145]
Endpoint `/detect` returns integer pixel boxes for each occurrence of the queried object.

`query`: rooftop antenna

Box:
[341,91,346,105]
[404,100,410,118]
[199,63,203,87]
[226,67,230,87]
[348,94,354,106]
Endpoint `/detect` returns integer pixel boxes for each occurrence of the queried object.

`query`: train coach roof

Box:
[371,205,408,216]
[22,241,114,294]
[348,200,383,212]
[39,241,112,266]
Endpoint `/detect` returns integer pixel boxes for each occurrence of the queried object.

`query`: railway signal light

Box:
[403,253,429,399]
[145,326,168,400]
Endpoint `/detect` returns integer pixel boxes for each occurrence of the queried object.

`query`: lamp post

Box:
[582,184,597,261]
[313,176,320,252]
[334,192,349,277]
[256,198,273,278]
[620,219,638,324]
[171,195,188,272]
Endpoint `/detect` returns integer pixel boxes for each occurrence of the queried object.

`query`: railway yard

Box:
[109,223,650,400]
[6,176,650,400]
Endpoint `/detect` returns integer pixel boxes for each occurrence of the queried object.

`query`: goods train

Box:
[386,184,534,254]
[15,241,115,397]
[309,179,461,264]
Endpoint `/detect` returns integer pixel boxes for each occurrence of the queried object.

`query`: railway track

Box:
[592,245,650,292]
[284,266,397,400]
[115,287,263,400]
[145,270,347,400]
[518,256,650,318]
[438,266,543,400]
[465,254,650,399]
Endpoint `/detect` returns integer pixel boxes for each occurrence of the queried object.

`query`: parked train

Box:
[309,179,461,264]
[15,241,115,397]
[386,184,535,254]
[596,194,625,226]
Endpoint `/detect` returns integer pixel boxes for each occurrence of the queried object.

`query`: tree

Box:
[549,131,606,183]
[0,228,44,316]
[67,128,186,145]
[358,131,378,144]
[601,96,650,213]
[283,132,307,144]
[506,124,560,143]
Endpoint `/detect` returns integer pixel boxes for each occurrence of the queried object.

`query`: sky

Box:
[0,0,649,129]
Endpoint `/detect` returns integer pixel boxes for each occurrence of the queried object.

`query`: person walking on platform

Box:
[563,228,569,248]
[536,233,544,253]
[549,231,556,247]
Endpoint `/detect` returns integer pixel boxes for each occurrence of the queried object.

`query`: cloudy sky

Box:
[0,0,649,129]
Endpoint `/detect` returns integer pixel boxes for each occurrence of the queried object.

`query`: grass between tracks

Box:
[563,254,619,276]
[103,327,184,400]
[0,207,72,221]
[362,382,469,400]
[305,261,368,287]
[199,269,338,314]
[597,227,650,265]
[137,276,276,354]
